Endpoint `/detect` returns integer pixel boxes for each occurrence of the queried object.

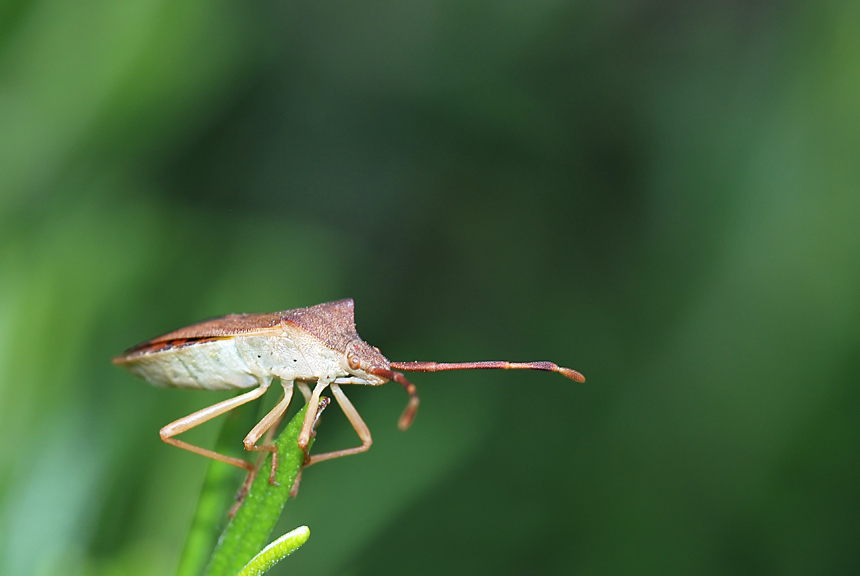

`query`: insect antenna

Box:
[389,361,586,383]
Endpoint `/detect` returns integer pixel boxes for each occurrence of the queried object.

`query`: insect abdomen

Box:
[124,339,265,391]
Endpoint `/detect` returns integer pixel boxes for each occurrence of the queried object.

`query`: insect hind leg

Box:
[159,383,271,471]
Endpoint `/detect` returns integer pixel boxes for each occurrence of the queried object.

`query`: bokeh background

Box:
[2,1,859,575]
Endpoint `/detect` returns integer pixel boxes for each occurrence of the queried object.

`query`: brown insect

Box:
[114,299,585,482]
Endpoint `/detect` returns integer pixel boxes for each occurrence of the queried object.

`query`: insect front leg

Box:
[288,383,372,498]
[297,379,331,463]
[305,382,372,465]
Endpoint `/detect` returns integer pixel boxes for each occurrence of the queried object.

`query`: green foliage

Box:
[203,401,319,576]
[175,400,261,576]
[2,1,860,575]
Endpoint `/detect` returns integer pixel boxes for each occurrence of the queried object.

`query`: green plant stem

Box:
[237,526,311,576]
[203,400,324,576]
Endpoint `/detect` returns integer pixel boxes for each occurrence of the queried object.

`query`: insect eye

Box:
[347,353,361,370]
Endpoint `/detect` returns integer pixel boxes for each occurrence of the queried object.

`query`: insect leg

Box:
[296,382,312,403]
[159,383,270,471]
[242,380,295,484]
[297,380,330,462]
[305,383,372,466]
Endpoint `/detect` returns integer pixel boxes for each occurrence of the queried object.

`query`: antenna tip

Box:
[559,367,586,383]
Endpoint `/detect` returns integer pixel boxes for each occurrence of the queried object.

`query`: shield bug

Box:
[114,299,585,482]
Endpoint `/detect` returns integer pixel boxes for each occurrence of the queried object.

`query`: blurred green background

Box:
[1,1,859,574]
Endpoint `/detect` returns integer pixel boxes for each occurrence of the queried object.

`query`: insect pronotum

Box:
[114,299,585,484]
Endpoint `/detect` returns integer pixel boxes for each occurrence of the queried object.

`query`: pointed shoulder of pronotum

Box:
[279,298,360,353]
